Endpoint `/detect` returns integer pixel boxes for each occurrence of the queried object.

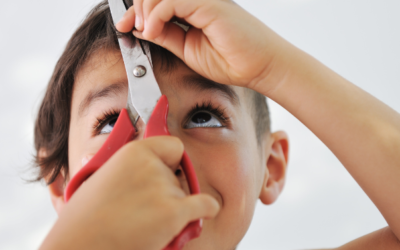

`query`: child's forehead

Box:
[74,49,245,107]
[77,50,123,80]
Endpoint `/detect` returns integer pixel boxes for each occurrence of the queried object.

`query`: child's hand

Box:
[40,136,219,250]
[116,0,400,243]
[116,0,291,94]
[119,0,400,244]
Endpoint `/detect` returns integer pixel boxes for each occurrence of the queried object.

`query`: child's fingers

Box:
[116,5,136,32]
[179,194,220,226]
[144,0,216,39]
[133,21,186,61]
[131,136,184,170]
[142,0,162,26]
[105,136,184,191]
[132,0,144,31]
[142,0,174,39]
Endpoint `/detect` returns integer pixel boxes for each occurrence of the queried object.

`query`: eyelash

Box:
[93,109,120,136]
[184,101,230,127]
[93,102,230,135]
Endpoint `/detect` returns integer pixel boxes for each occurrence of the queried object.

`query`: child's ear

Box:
[259,131,289,205]
[39,148,66,215]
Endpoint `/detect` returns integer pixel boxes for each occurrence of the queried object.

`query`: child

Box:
[35,0,400,249]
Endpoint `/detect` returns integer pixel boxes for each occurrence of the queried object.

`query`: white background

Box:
[1,0,398,249]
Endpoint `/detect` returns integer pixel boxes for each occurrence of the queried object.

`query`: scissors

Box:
[64,0,202,249]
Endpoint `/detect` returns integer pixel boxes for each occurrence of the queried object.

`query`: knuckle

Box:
[148,136,183,154]
[122,141,161,167]
[138,160,162,179]
[144,156,160,168]
[124,140,143,153]
[125,139,157,156]
[166,136,184,152]
[169,135,183,145]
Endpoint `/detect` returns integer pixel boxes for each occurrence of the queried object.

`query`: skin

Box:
[41,50,289,250]
[40,0,400,249]
[119,0,400,248]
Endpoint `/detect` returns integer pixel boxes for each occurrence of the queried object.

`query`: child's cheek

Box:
[68,134,109,178]
[187,134,259,243]
[217,141,260,243]
[81,155,93,167]
[214,139,258,212]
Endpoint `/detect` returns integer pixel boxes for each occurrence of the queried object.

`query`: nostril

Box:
[175,169,182,176]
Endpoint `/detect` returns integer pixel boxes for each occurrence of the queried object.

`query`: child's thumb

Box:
[180,194,220,223]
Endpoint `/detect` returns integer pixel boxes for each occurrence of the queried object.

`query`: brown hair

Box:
[34,0,270,185]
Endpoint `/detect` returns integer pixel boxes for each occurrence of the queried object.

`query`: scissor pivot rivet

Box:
[133,65,146,77]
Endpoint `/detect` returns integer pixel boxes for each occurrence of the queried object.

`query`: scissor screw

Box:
[133,65,146,77]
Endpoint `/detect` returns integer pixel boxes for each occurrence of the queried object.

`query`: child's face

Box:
[64,50,287,249]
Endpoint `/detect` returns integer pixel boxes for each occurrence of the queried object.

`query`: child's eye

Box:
[183,101,229,129]
[185,111,223,129]
[93,109,120,136]
[99,117,118,134]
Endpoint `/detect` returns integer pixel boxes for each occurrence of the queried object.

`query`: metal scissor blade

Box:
[108,0,162,125]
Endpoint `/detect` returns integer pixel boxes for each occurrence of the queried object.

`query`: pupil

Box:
[192,112,211,124]
[109,118,117,127]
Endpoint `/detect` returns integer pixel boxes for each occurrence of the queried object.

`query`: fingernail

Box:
[135,15,142,29]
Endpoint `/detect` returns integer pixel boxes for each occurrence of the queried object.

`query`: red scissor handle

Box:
[64,108,136,201]
[144,95,201,250]
[64,95,201,250]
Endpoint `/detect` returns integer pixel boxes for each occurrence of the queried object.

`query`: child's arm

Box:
[335,227,400,250]
[310,227,400,250]
[117,0,400,245]
[39,137,219,250]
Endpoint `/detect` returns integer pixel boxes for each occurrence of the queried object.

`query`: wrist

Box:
[253,44,325,104]
[246,34,304,99]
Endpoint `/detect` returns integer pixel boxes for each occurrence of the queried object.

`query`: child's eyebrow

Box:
[78,75,239,117]
[78,82,127,116]
[182,75,239,105]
